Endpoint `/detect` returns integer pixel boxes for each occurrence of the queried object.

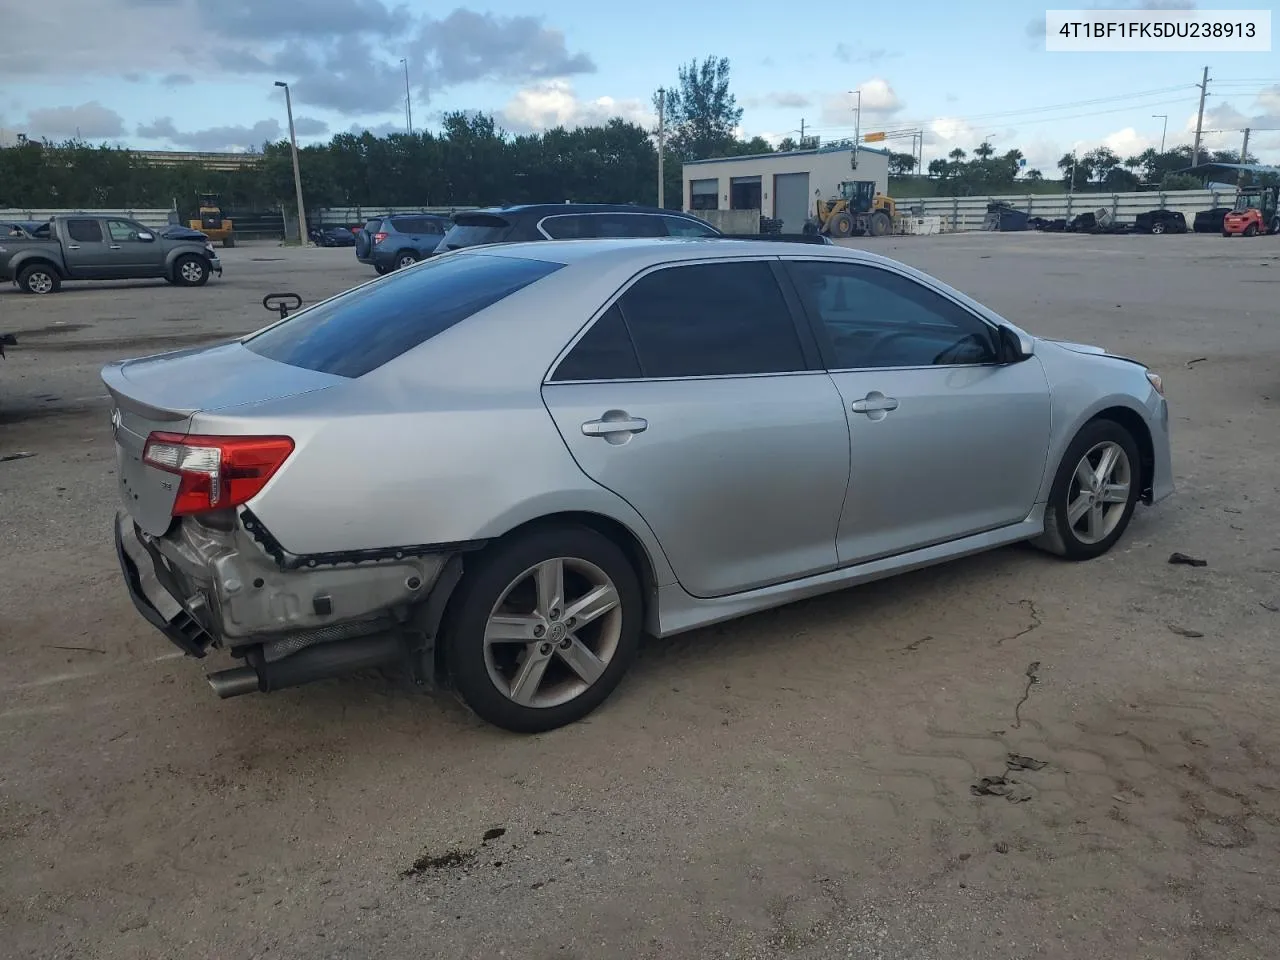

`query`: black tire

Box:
[223,232,238,248]
[1244,223,1259,238]
[829,212,854,238]
[1270,217,1280,236]
[395,250,420,270]
[869,211,891,237]
[442,524,643,733]
[1035,418,1142,561]
[374,264,392,275]
[173,255,211,287]
[1222,229,1232,237]
[1151,221,1166,235]
[17,263,61,295]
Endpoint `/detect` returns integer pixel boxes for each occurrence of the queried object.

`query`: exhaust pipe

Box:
[206,634,406,699]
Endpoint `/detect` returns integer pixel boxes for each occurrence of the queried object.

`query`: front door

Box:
[105,219,166,277]
[60,217,117,278]
[780,257,1053,565]
[541,258,850,599]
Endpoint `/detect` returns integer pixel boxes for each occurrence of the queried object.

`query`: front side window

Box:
[107,219,143,242]
[66,219,103,243]
[615,261,807,378]
[662,216,719,238]
[592,214,665,239]
[245,253,563,378]
[784,260,998,369]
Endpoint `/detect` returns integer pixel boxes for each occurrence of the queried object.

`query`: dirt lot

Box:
[2,234,1279,960]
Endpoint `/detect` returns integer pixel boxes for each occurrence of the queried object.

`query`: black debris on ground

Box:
[1168,552,1208,567]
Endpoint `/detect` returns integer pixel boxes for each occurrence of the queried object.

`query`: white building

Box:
[682,143,891,233]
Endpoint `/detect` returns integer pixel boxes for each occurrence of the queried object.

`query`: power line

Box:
[875,84,1196,130]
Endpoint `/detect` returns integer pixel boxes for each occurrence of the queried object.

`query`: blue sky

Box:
[2,0,1277,174]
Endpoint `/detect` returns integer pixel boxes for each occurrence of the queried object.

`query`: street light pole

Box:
[656,87,666,209]
[1152,114,1168,153]
[849,89,861,169]
[275,81,308,246]
[400,58,413,135]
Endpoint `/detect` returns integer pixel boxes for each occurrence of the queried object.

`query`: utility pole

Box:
[799,118,805,144]
[657,88,666,209]
[1240,126,1250,164]
[1191,66,1210,167]
[1152,114,1168,153]
[401,59,413,135]
[274,81,308,246]
[850,89,861,169]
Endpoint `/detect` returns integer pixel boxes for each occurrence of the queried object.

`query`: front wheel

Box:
[1035,419,1142,561]
[173,255,211,287]
[1151,222,1166,235]
[443,525,643,733]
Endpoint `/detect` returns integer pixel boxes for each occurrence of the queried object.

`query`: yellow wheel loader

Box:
[806,180,896,238]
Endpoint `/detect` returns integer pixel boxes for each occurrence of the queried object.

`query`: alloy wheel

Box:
[1066,440,1132,545]
[28,271,54,294]
[483,557,623,709]
[398,254,417,269]
[181,260,205,283]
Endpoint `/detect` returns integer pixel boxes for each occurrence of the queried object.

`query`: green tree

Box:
[888,151,917,176]
[776,136,798,152]
[655,56,744,161]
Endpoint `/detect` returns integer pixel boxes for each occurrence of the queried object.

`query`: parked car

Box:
[105,238,1173,733]
[0,215,220,294]
[1193,207,1231,234]
[435,204,722,254]
[1133,209,1187,235]
[159,224,210,242]
[314,226,357,248]
[355,213,452,274]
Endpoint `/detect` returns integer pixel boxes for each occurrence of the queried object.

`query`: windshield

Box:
[1235,191,1260,211]
[438,214,513,251]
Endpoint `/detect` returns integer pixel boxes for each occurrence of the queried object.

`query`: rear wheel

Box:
[869,211,891,237]
[374,264,392,275]
[443,524,643,733]
[17,263,61,295]
[1244,223,1259,237]
[395,250,420,270]
[1034,419,1142,561]
[1270,217,1280,235]
[173,255,210,287]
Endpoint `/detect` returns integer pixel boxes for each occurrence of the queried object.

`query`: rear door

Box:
[60,218,116,278]
[541,257,850,598]
[780,257,1052,565]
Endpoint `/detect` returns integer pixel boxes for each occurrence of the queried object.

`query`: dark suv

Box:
[434,204,726,253]
[356,213,453,274]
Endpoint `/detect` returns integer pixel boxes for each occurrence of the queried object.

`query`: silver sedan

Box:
[104,239,1173,732]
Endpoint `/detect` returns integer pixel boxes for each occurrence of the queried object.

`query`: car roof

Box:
[385,213,450,221]
[456,203,703,220]
[452,236,895,269]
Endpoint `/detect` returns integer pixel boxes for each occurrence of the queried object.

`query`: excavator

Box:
[805,180,896,238]
[188,193,237,247]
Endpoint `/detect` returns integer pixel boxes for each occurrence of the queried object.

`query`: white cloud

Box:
[497,79,653,134]
[820,78,902,126]
[744,91,811,109]
[23,101,125,139]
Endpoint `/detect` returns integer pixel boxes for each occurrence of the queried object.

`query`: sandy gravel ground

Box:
[2,233,1278,959]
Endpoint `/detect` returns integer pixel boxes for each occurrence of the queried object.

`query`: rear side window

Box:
[245,254,563,378]
[540,215,594,239]
[363,219,382,234]
[551,306,642,381]
[392,217,445,234]
[440,214,513,250]
[617,261,807,378]
[66,218,103,242]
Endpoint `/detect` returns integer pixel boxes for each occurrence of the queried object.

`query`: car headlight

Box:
[1146,371,1164,395]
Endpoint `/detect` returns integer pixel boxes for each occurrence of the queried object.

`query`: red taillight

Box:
[143,433,295,516]
[373,231,388,244]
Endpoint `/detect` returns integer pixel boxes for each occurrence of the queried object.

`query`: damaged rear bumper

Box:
[113,510,461,696]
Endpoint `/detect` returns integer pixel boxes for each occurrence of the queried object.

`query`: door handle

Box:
[67,244,81,250]
[109,244,122,249]
[582,416,648,437]
[850,395,899,414]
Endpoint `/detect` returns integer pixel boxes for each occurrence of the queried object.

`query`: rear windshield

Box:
[390,216,445,234]
[244,253,563,378]
[439,214,513,251]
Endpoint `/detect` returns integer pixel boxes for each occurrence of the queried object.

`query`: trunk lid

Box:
[102,341,344,535]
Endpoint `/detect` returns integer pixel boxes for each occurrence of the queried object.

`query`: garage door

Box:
[773,172,810,232]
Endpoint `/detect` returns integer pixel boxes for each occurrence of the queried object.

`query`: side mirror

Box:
[999,324,1035,363]
[137,231,154,242]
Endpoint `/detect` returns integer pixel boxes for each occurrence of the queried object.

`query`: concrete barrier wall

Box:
[0,207,172,228]
[890,189,1235,232]
[690,209,761,233]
